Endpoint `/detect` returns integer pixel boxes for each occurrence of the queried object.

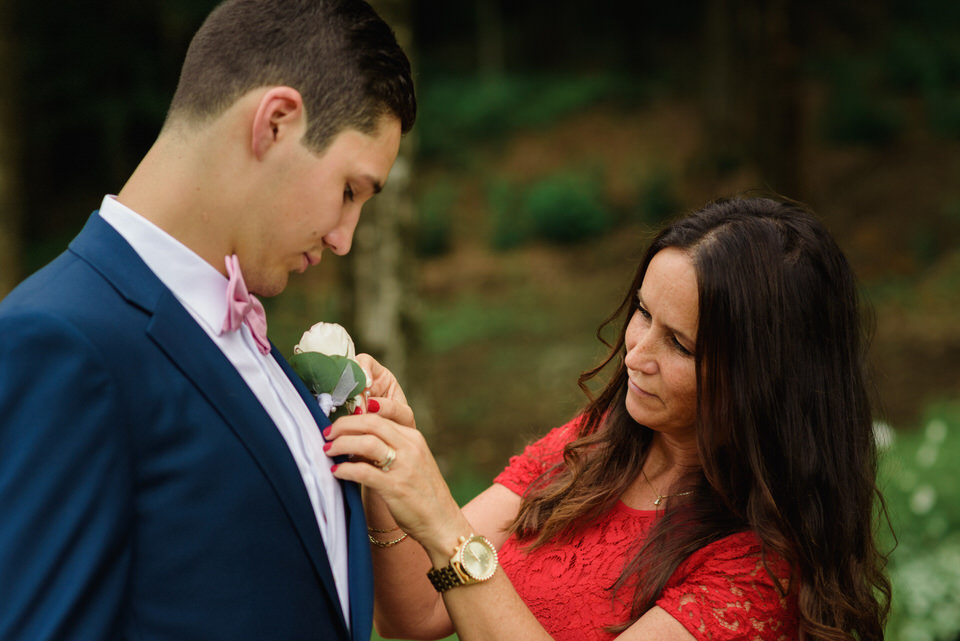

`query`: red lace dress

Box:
[493,420,799,641]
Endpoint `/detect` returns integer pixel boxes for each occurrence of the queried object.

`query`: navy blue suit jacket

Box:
[0,213,373,641]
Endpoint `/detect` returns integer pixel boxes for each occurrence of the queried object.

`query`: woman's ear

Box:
[250,86,305,160]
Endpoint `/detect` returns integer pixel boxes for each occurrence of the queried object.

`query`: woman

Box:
[325,197,891,640]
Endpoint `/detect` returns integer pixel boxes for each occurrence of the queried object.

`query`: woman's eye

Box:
[636,303,651,320]
[672,337,693,356]
[343,185,355,202]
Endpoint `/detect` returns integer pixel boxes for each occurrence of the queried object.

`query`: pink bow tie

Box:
[221,254,270,355]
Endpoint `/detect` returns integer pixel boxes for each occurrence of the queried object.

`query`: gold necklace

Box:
[641,468,694,506]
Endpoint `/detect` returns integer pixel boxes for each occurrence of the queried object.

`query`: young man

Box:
[0,1,416,640]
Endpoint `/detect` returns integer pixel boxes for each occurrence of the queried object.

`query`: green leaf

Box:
[289,352,367,398]
[289,352,344,394]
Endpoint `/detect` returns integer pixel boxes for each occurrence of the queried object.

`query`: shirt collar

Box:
[97,195,229,335]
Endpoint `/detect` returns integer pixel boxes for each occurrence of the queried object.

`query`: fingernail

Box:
[322,427,332,438]
[353,406,363,415]
[330,464,339,473]
[323,442,332,452]
[367,399,380,413]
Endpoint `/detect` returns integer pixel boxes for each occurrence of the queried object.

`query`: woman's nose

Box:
[625,331,658,375]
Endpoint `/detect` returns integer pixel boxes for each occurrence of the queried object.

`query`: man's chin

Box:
[253,274,288,298]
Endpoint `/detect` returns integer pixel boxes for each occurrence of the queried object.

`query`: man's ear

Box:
[250,86,305,160]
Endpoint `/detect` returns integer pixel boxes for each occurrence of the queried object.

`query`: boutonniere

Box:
[290,322,370,419]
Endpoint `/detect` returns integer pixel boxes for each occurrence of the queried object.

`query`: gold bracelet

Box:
[367,525,401,534]
[368,532,409,548]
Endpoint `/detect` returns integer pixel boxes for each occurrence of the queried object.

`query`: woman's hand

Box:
[325,397,468,560]
[356,353,410,415]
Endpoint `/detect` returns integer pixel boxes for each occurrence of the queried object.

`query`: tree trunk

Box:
[342,0,418,393]
[701,0,745,174]
[753,0,802,198]
[0,0,23,298]
[700,0,802,197]
[476,0,504,77]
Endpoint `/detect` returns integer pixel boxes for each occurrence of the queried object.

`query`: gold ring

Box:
[376,446,396,472]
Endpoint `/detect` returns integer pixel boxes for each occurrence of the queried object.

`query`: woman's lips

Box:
[628,378,655,398]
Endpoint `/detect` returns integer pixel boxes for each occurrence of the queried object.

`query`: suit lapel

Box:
[344,477,374,641]
[274,347,374,641]
[69,213,354,637]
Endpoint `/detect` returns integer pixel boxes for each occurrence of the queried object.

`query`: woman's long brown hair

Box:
[509,197,891,640]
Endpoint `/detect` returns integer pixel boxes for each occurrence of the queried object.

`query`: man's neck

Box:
[117,131,236,277]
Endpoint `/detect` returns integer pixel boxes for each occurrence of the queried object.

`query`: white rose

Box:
[294,322,356,359]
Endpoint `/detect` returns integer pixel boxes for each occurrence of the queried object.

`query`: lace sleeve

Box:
[657,532,798,641]
[493,417,581,496]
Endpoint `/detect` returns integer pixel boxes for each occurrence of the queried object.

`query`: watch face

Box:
[459,537,497,581]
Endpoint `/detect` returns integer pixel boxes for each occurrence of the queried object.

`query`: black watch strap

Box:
[427,565,462,592]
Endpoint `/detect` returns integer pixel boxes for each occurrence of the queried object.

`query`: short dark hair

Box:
[166,0,416,151]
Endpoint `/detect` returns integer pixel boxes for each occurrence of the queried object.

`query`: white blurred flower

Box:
[873,420,896,450]
[909,485,937,515]
[294,322,356,359]
[925,418,948,444]
[916,443,939,468]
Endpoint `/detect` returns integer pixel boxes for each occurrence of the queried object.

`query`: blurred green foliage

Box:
[635,169,681,227]
[521,171,612,246]
[420,294,540,353]
[487,170,612,250]
[880,402,960,641]
[487,178,527,251]
[813,18,960,146]
[416,74,622,162]
[414,182,457,258]
[926,90,960,140]
[816,55,905,146]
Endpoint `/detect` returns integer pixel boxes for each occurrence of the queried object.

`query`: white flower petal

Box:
[295,322,356,359]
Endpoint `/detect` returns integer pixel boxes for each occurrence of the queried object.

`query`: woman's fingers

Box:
[323,432,396,467]
[356,353,408,404]
[365,396,416,430]
[328,410,407,441]
[325,413,420,477]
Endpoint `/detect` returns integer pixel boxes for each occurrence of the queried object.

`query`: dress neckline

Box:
[615,499,662,516]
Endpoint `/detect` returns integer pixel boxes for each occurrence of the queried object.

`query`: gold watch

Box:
[426,534,498,592]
